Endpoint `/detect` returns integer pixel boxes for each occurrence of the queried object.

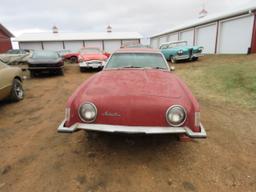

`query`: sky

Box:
[0,0,254,39]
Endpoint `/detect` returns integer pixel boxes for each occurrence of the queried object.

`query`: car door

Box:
[0,62,12,100]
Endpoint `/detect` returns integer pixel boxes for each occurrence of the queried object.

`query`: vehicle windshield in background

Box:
[32,51,59,59]
[105,53,168,70]
[170,41,187,48]
[80,48,101,54]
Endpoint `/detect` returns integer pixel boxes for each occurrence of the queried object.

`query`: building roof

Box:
[15,32,143,42]
[151,2,256,38]
[116,48,160,53]
[0,23,14,37]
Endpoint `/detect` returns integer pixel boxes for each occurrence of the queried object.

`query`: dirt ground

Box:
[0,61,256,192]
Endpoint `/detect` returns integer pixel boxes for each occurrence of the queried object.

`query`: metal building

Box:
[0,23,14,53]
[150,4,256,54]
[15,30,142,53]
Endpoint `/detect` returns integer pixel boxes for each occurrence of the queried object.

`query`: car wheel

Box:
[170,56,176,64]
[70,56,78,63]
[10,79,24,102]
[80,68,85,72]
[192,57,198,61]
[59,68,64,76]
[85,130,99,140]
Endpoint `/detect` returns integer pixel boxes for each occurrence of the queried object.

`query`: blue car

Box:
[160,41,204,63]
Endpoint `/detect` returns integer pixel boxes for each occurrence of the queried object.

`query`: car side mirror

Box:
[170,66,175,71]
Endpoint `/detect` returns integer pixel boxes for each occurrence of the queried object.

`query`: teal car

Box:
[160,41,203,63]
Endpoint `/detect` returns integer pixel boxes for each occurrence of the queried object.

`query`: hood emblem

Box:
[102,112,121,117]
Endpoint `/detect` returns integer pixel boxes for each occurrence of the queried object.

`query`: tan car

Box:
[0,60,24,101]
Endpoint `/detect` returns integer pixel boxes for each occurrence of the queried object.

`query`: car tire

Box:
[70,56,78,63]
[80,68,85,72]
[192,57,198,61]
[85,130,99,140]
[59,68,64,76]
[170,56,176,64]
[10,79,24,102]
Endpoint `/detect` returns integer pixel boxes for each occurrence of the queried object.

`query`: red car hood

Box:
[80,54,107,61]
[66,69,198,127]
[85,69,182,98]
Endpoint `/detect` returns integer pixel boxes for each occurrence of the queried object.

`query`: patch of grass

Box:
[175,54,256,108]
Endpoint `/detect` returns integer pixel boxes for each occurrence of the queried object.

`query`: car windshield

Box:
[105,53,168,70]
[32,51,59,59]
[80,48,101,54]
[169,41,187,48]
[7,50,21,54]
[58,50,70,54]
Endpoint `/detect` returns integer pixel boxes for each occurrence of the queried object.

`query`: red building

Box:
[0,23,14,53]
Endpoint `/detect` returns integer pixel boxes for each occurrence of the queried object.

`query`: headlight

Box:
[166,105,187,126]
[78,102,97,123]
[177,50,183,54]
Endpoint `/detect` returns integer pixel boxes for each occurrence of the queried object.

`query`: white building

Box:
[150,3,256,54]
[15,28,142,53]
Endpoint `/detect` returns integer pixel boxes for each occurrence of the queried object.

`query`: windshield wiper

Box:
[147,67,167,70]
[120,65,142,69]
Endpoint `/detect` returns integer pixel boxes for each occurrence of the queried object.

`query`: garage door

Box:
[180,29,194,46]
[64,41,83,51]
[151,38,158,48]
[122,39,140,47]
[85,41,103,50]
[218,15,254,54]
[103,40,121,53]
[195,23,217,53]
[43,42,63,51]
[168,33,178,42]
[19,42,42,50]
[159,36,168,46]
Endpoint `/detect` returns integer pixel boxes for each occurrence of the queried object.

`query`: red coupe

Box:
[58,48,206,140]
[78,47,109,72]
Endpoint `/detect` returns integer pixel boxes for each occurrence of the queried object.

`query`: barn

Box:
[15,27,142,53]
[0,23,14,53]
[150,4,256,54]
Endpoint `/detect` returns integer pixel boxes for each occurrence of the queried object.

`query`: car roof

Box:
[115,48,161,54]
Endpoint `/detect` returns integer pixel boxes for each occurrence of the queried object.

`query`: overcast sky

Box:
[0,0,254,38]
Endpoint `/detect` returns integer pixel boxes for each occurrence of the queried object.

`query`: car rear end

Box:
[28,51,64,76]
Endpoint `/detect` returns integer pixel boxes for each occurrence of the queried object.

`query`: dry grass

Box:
[173,54,256,109]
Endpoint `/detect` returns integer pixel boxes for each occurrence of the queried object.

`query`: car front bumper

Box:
[79,60,104,68]
[192,53,204,58]
[173,55,190,60]
[28,66,64,70]
[57,120,207,138]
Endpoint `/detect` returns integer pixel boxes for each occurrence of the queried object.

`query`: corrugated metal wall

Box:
[150,13,256,54]
[0,29,12,53]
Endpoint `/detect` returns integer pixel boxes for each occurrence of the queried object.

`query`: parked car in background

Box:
[122,44,152,48]
[57,49,72,58]
[0,49,33,65]
[78,47,109,72]
[63,50,80,63]
[58,48,207,140]
[160,41,203,63]
[28,51,64,77]
[0,60,24,102]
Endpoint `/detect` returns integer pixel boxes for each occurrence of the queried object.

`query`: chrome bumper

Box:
[57,120,207,138]
[79,61,104,68]
[192,53,204,58]
[173,55,190,60]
